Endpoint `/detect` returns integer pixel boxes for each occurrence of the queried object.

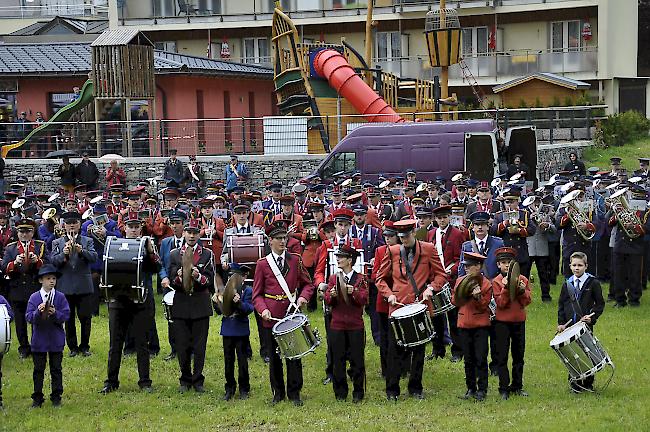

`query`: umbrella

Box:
[46,149,78,159]
[99,153,126,162]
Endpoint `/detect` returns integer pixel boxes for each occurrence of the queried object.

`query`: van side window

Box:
[322,152,356,179]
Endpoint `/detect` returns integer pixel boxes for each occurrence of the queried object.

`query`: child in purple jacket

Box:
[0,294,13,410]
[25,264,70,408]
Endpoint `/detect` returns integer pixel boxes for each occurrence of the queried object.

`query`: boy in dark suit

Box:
[557,251,605,393]
[0,294,13,410]
[25,264,70,408]
[219,264,254,401]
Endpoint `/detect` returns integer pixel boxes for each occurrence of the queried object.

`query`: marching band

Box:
[0,153,644,408]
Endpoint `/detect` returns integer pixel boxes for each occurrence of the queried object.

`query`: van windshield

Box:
[322,151,356,179]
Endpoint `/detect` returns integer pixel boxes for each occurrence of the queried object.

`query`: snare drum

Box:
[228,233,267,265]
[0,304,11,356]
[431,283,455,316]
[549,322,613,382]
[162,291,175,323]
[272,313,320,360]
[101,236,151,304]
[390,303,434,347]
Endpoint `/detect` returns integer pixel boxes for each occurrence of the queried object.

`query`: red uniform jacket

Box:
[452,274,492,329]
[324,271,368,330]
[375,240,447,316]
[300,233,322,269]
[248,212,264,228]
[492,273,531,323]
[371,245,390,314]
[199,216,226,258]
[426,226,464,283]
[273,212,304,241]
[314,236,363,286]
[252,252,315,328]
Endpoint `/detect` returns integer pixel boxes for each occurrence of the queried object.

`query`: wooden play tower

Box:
[90,28,156,156]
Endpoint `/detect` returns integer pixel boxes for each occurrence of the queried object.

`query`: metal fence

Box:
[0,105,606,158]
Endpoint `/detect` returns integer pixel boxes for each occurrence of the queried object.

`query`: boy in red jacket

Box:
[452,252,492,402]
[324,244,369,403]
[492,247,532,400]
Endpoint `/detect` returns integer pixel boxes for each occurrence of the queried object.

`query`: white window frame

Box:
[550,20,582,52]
[376,31,403,61]
[242,37,270,64]
[461,26,490,57]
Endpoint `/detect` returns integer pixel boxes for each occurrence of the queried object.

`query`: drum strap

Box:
[566,277,585,323]
[400,245,423,299]
[265,254,299,312]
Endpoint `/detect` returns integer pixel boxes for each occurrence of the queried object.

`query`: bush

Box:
[551,96,561,107]
[596,111,650,147]
[534,97,543,108]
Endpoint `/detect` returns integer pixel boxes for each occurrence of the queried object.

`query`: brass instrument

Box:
[503,210,521,234]
[560,190,595,241]
[303,222,319,241]
[181,246,194,295]
[88,214,108,246]
[607,188,643,239]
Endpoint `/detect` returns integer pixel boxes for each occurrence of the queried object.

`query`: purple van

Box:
[311,119,537,183]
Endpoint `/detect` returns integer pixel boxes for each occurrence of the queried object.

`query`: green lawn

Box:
[0,274,648,432]
[582,138,650,172]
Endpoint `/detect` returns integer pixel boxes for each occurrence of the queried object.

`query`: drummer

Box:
[375,219,447,401]
[99,212,160,395]
[557,252,605,393]
[251,222,314,406]
[491,247,531,400]
[323,244,368,403]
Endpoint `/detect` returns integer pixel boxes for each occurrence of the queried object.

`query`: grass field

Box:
[0,271,648,432]
[582,138,650,171]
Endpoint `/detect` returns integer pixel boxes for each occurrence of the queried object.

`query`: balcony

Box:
[374,48,598,82]
[0,0,107,18]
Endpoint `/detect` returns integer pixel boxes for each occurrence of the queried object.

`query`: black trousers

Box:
[378,312,389,377]
[386,326,425,396]
[330,329,365,399]
[65,294,93,352]
[125,301,160,354]
[223,335,250,393]
[261,326,303,400]
[175,317,209,387]
[448,308,463,358]
[163,288,176,354]
[10,300,30,355]
[530,256,551,299]
[488,321,498,373]
[494,321,526,393]
[306,266,317,312]
[106,306,151,388]
[32,352,63,403]
[324,312,333,378]
[255,312,269,358]
[609,248,616,299]
[460,327,489,393]
[366,282,381,345]
[548,241,561,282]
[518,260,532,279]
[643,242,650,289]
[613,252,643,304]
[597,239,611,281]
[91,272,101,316]
[431,314,446,357]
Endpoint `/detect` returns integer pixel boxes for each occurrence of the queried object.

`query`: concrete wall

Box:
[3,154,326,193]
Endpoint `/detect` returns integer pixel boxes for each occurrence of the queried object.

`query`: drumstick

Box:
[268,316,282,322]
[555,319,573,335]
[394,301,406,307]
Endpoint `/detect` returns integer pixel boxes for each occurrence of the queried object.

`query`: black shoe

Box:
[194,385,205,393]
[291,398,303,407]
[386,394,398,402]
[123,349,135,356]
[52,399,62,407]
[69,350,79,358]
[179,385,190,394]
[613,302,627,308]
[630,301,640,307]
[461,389,476,400]
[500,391,509,400]
[164,352,176,361]
[542,297,552,303]
[263,356,270,364]
[149,351,159,358]
[239,391,249,400]
[490,369,499,377]
[322,376,332,385]
[271,395,284,405]
[81,350,92,357]
[607,296,616,302]
[99,385,116,395]
[31,400,43,409]
[140,386,153,393]
[223,391,234,401]
[352,395,363,403]
[475,390,486,401]
[450,355,462,363]
[410,392,424,400]
[335,396,346,402]
[511,389,528,397]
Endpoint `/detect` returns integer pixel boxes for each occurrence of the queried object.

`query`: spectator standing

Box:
[225,154,248,193]
[57,156,76,193]
[105,160,126,188]
[163,149,184,188]
[563,152,586,176]
[75,152,100,189]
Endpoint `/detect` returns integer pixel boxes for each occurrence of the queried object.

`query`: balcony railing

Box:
[0,1,107,18]
[373,48,598,80]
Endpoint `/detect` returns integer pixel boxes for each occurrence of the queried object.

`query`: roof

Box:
[9,16,108,36]
[91,28,152,47]
[492,72,591,93]
[0,42,272,79]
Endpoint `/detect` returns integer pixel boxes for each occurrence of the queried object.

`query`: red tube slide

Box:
[313,49,405,123]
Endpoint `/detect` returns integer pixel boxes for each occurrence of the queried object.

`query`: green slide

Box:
[2,79,95,157]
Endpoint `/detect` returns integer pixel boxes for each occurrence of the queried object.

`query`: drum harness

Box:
[265,254,300,317]
[399,242,426,301]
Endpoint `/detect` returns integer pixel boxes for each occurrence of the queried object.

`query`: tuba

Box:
[607,188,643,240]
[560,190,595,241]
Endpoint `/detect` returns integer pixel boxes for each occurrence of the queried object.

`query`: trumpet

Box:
[304,223,319,241]
[607,188,642,239]
[560,190,595,241]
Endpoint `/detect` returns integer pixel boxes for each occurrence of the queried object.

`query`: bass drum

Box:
[102,236,151,304]
[0,304,11,356]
